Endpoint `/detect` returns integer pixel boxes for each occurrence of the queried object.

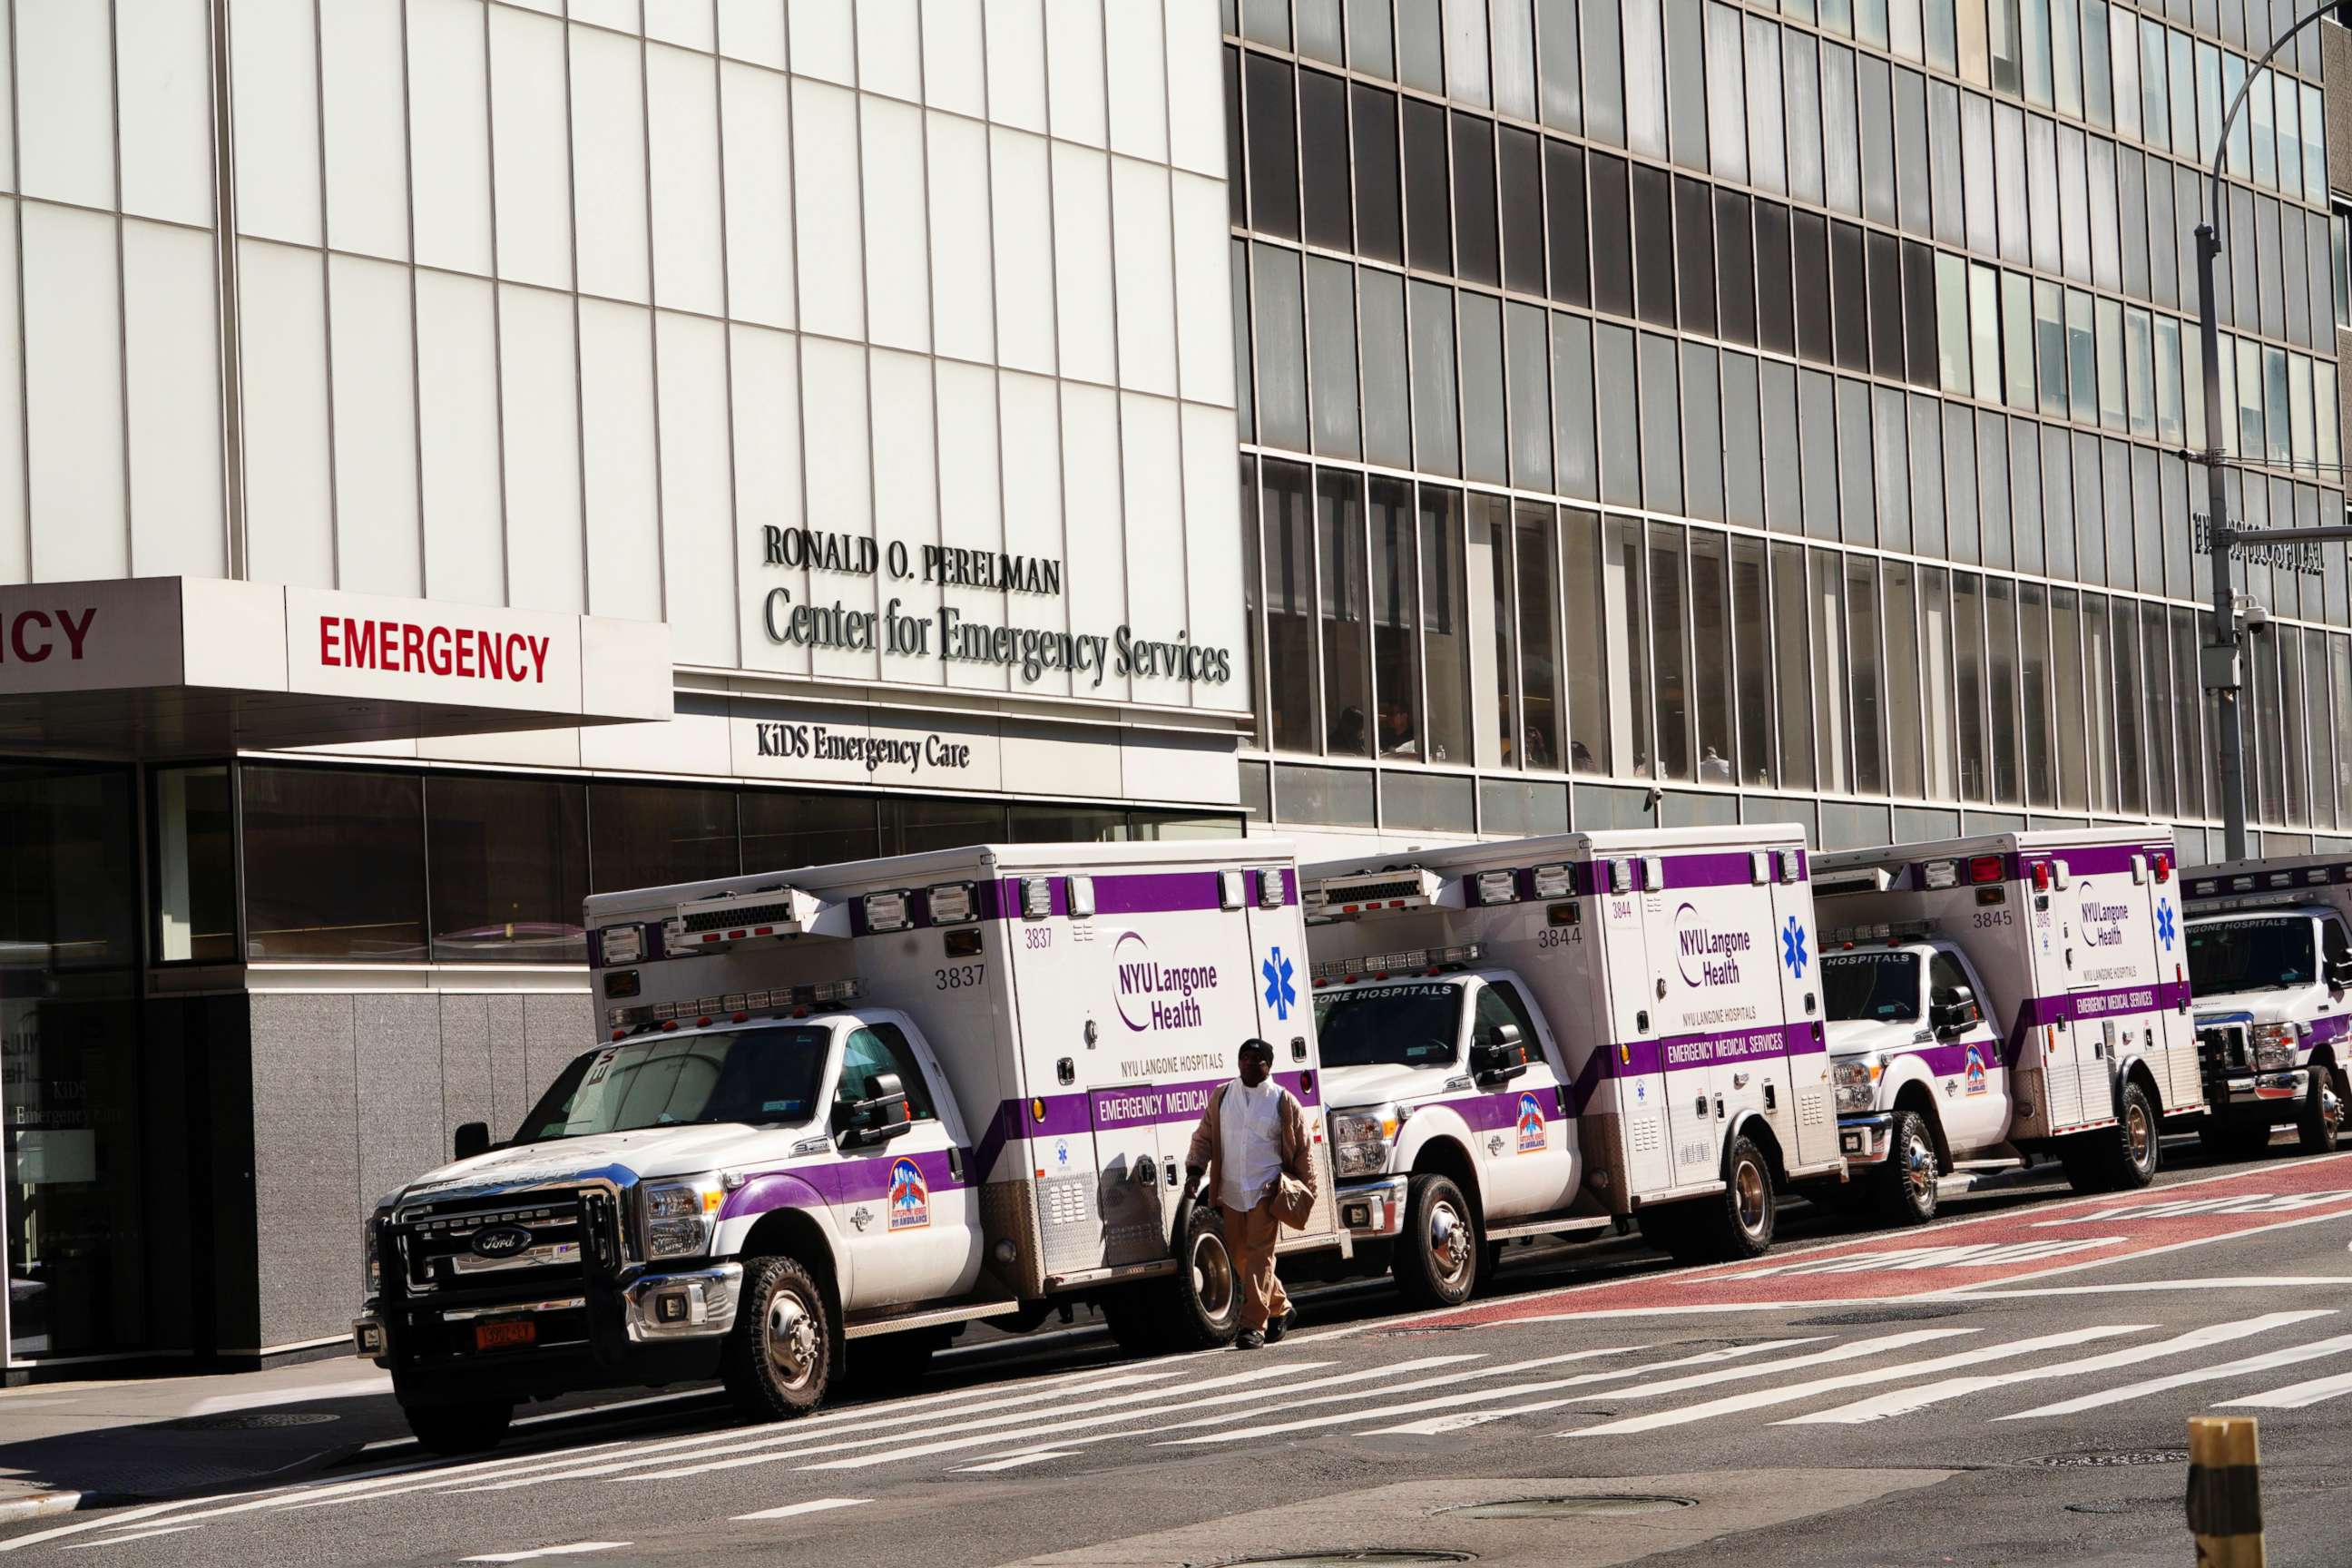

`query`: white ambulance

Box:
[1301,826,1844,1300]
[1809,828,2202,1221]
[2180,855,2352,1156]
[354,840,1342,1452]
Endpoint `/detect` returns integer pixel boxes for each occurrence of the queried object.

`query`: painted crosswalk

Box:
[20,1308,2352,1556]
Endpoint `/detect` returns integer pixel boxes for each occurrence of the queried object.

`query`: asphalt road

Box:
[10,1139,2352,1567]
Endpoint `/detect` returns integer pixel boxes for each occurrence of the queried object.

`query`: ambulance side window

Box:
[1927,953,1972,1007]
[1473,983,1542,1051]
[834,1026,938,1124]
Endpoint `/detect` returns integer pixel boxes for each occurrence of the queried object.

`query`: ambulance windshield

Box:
[2189,916,2315,994]
[514,1025,833,1144]
[1313,982,1465,1069]
[1822,951,1922,1024]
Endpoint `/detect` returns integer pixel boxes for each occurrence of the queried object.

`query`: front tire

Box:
[1684,1134,1777,1262]
[1392,1173,1480,1308]
[1876,1110,1942,1225]
[1149,1202,1240,1350]
[2298,1068,2342,1154]
[2200,1113,2273,1161]
[723,1255,834,1421]
[402,1399,512,1455]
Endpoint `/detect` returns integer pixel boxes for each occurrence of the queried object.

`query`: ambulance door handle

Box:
[1694,1096,1709,1117]
[1763,1083,1778,1111]
[1731,1072,1750,1090]
[949,1148,967,1182]
[1056,1057,1075,1085]
[1713,1094,1726,1120]
[1163,1157,1179,1187]
[1637,1010,1651,1033]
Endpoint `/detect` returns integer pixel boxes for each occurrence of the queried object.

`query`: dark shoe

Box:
[1265,1306,1297,1344]
[1233,1330,1266,1350]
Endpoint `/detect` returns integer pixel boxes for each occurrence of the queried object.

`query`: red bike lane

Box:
[1416,1153,2352,1327]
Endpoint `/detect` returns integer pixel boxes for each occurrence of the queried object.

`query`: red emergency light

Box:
[1967,855,2004,884]
[2151,851,2171,882]
[2030,861,2052,892]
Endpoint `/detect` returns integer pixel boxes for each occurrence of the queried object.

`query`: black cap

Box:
[1239,1036,1276,1061]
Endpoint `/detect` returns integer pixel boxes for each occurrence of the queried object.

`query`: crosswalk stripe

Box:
[730,1497,870,1522]
[781,1350,1621,1474]
[1561,1326,2139,1437]
[446,1367,1196,1494]
[1996,1333,2352,1419]
[460,1544,630,1563]
[626,1357,1380,1479]
[1358,1341,1825,1436]
[1776,1310,2336,1426]
[2220,1366,2352,1409]
[61,1525,205,1552]
[951,1451,1083,1472]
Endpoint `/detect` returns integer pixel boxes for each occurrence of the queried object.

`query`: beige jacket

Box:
[1185,1081,1318,1225]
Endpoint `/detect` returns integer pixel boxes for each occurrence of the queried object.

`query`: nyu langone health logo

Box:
[1262,946,1297,1022]
[1113,931,1220,1033]
[1674,902,1751,987]
[1781,917,1809,978]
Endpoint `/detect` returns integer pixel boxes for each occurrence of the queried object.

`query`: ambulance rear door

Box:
[2060,853,2138,1130]
[1763,851,1838,1171]
[1243,864,1338,1248]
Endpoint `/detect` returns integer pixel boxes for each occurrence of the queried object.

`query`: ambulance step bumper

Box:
[844,1293,1027,1339]
[1336,1177,1409,1239]
[1837,1112,1894,1165]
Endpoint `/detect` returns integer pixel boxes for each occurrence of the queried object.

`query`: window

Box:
[1651,523,1692,780]
[1539,0,1583,130]
[1717,191,1756,344]
[1609,515,1654,775]
[1300,70,1352,250]
[1831,221,1869,372]
[152,765,234,962]
[1986,579,2022,806]
[1585,0,1628,143]
[1747,14,1787,192]
[1756,201,1796,355]
[1500,128,1544,295]
[1921,567,1956,799]
[835,1025,938,1126]
[1318,470,1372,757]
[1252,245,1308,450]
[1953,573,1988,803]
[1403,99,1451,272]
[1868,230,1905,380]
[1639,332,1683,512]
[741,791,879,871]
[1632,162,1675,327]
[1306,259,1360,458]
[1260,460,1317,753]
[1459,291,1508,484]
[1595,322,1641,505]
[1545,141,1590,306]
[1352,85,1403,262]
[1706,2,1749,183]
[1774,543,1817,788]
[1006,806,1127,843]
[1902,240,1938,387]
[427,775,589,963]
[1885,562,1923,798]
[1785,31,1826,205]
[2033,278,2066,416]
[1398,0,1444,92]
[1590,152,1633,318]
[1692,530,1734,783]
[240,766,426,960]
[1554,311,1598,498]
[1563,508,1610,773]
[1822,44,1862,216]
[1409,280,1460,475]
[2064,287,2095,425]
[1360,270,1411,466]
[1516,507,1563,770]
[1858,55,1896,226]
[1847,556,1886,793]
[1507,302,1552,489]
[1732,535,1775,784]
[1794,211,1832,362]
[1936,252,1970,396]
[1451,113,1498,286]
[1244,56,1298,239]
[1675,177,1717,339]
[1370,477,1421,760]
[588,782,738,893]
[1812,551,1850,793]
[2001,272,2034,408]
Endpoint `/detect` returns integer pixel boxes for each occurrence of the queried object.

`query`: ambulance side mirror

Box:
[1930,989,1982,1036]
[839,1073,912,1148]
[454,1122,493,1161]
[1472,1024,1528,1087]
[2329,959,2352,988]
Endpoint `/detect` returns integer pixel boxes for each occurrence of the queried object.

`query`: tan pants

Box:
[1220,1198,1289,1333]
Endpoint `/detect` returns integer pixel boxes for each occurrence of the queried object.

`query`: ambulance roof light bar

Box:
[1815,867,1894,898]
[610,975,864,1033]
[1311,943,1484,986]
[1825,919,1936,949]
[665,885,834,950]
[1311,867,1449,917]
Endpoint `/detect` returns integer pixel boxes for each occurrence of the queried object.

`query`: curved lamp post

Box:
[2196,4,2352,861]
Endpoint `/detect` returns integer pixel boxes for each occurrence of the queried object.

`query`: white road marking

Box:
[461,1544,631,1563]
[631,1357,1370,1479]
[730,1496,870,1522]
[1949,1278,2352,1298]
[1358,1341,1823,1436]
[1720,1240,2123,1278]
[1563,1326,2143,1437]
[1920,1203,2352,1295]
[1997,1333,2352,1419]
[61,1525,204,1551]
[2221,1366,2352,1409]
[1777,1311,2335,1426]
[950,1451,1083,1472]
[185,1376,391,1417]
[2031,1191,2352,1226]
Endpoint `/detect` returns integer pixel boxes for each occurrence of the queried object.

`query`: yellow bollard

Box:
[2185,1416,2265,1568]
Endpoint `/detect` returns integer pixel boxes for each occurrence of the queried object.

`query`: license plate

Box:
[474,1318,535,1351]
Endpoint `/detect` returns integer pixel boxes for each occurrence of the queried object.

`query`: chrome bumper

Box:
[623,1262,743,1342]
[2223,1069,2308,1108]
[1837,1112,1894,1165]
[1335,1176,1409,1239]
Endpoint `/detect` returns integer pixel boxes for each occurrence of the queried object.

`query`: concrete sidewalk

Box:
[0,1358,409,1520]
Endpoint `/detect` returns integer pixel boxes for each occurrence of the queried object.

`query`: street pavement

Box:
[6,1141,2352,1566]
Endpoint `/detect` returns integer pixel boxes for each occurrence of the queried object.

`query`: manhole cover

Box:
[1440,1495,1697,1520]
[164,1412,340,1432]
[2025,1449,2188,1469]
[1221,1555,1473,1568]
[1795,1304,1970,1326]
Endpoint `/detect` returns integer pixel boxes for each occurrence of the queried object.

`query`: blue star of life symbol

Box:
[1262,946,1297,1021]
[2157,902,2176,951]
[1780,916,1808,978]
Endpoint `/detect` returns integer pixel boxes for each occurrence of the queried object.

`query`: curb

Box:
[0,1490,83,1524]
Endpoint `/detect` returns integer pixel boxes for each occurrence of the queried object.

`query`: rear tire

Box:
[1391,1173,1480,1308]
[1876,1110,1942,1226]
[2297,1069,2342,1154]
[2068,1082,2161,1192]
[1149,1202,1241,1350]
[1684,1135,1777,1262]
[723,1254,834,1421]
[2200,1114,2273,1161]
[1098,1284,1161,1356]
[403,1398,513,1455]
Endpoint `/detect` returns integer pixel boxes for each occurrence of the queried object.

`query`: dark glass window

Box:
[1754,200,1794,354]
[740,790,881,869]
[242,765,426,960]
[426,774,589,963]
[1350,85,1402,262]
[883,798,1008,855]
[152,764,235,962]
[1829,220,1867,372]
[1225,45,1246,228]
[1901,240,1938,389]
[1867,228,1904,380]
[588,783,739,893]
[1632,161,1674,327]
[1006,805,1130,842]
[1674,176,1716,339]
[1299,68,1352,250]
[1451,113,1498,285]
[1499,125,1544,295]
[1589,152,1632,317]
[1715,191,1754,345]
[1402,98,1451,272]
[1243,54,1298,239]
[1544,140,1589,306]
[1260,457,1317,751]
[1791,210,1831,363]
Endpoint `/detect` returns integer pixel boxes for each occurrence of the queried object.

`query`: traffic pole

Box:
[2185,1415,2264,1567]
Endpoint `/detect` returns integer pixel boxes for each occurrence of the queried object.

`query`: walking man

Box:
[1184,1037,1317,1348]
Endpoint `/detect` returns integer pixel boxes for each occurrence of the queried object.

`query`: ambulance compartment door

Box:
[1766,875,1838,1171]
[827,1024,977,1309]
[2062,865,2132,1128]
[2144,871,2202,1112]
[1601,876,1705,1189]
[1465,978,1579,1219]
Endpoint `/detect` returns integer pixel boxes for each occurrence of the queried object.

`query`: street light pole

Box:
[2197,3,2352,864]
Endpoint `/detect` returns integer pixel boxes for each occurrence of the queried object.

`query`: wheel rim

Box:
[1901,1129,1936,1205]
[2125,1101,2154,1171]
[1427,1199,1475,1289]
[1191,1230,1236,1327]
[1733,1158,1769,1236]
[764,1286,821,1391]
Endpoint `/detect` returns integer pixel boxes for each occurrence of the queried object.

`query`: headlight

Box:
[1833,1057,1882,1112]
[2253,1022,2299,1073]
[364,1215,383,1297]
[642,1176,724,1260]
[1328,1106,1403,1178]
